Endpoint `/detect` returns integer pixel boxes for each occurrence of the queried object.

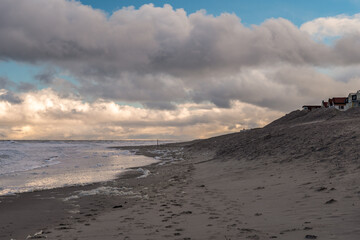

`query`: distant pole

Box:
[157,139,159,147]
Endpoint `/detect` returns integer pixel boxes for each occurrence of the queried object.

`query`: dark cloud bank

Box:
[1,0,360,112]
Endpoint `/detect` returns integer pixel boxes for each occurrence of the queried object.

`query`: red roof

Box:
[332,97,347,104]
[302,105,321,111]
[328,97,347,106]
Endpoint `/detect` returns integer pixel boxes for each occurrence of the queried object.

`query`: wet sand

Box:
[1,108,360,240]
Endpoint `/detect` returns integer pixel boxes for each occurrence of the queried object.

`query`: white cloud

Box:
[0,89,283,140]
[301,14,360,40]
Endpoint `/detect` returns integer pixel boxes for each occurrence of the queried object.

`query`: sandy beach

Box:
[1,108,360,240]
[3,1,360,240]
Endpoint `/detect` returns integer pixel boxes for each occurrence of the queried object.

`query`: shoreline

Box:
[0,143,190,240]
[0,140,165,197]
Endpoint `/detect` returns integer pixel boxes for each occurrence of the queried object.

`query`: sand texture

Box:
[1,108,360,239]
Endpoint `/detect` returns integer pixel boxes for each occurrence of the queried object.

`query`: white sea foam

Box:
[137,168,151,178]
[63,186,140,201]
[0,140,168,196]
[148,147,184,166]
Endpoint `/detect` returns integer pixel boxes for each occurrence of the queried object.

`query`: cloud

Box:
[1,1,360,139]
[301,14,360,40]
[34,68,57,84]
[78,72,187,105]
[189,65,360,111]
[16,82,36,92]
[0,76,35,93]
[0,1,329,69]
[300,14,360,65]
[0,89,22,104]
[0,77,13,89]
[0,0,336,110]
[0,89,283,140]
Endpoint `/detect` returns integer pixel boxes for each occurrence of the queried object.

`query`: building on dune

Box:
[303,90,360,111]
[328,97,348,111]
[302,105,321,111]
[347,90,360,108]
[321,101,329,108]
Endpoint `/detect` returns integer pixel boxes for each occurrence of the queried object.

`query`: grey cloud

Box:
[35,68,56,84]
[142,102,177,110]
[149,17,331,74]
[78,72,187,105]
[0,77,14,89]
[0,0,331,71]
[1,76,35,92]
[333,34,360,65]
[49,78,79,98]
[0,91,22,104]
[322,65,360,83]
[188,66,359,111]
[17,82,36,92]
[0,0,358,112]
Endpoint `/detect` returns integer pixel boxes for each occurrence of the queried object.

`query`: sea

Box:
[0,140,165,196]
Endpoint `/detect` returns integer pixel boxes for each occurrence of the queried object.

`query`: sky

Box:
[1,0,360,140]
